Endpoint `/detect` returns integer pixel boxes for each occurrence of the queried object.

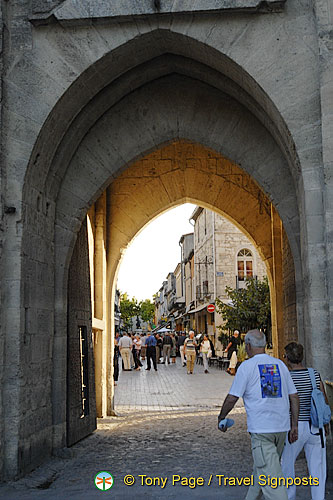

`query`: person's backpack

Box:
[308,368,331,448]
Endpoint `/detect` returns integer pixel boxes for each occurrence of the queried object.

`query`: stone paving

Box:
[114,356,241,413]
[0,358,332,499]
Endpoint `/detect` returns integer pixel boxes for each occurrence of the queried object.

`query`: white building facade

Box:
[190,207,266,342]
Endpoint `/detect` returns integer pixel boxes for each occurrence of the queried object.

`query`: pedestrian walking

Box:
[130,333,135,368]
[140,334,147,360]
[170,333,177,364]
[118,332,133,371]
[200,334,211,373]
[133,334,143,370]
[177,332,186,366]
[281,342,330,500]
[145,332,158,371]
[155,333,163,363]
[184,331,197,374]
[218,329,299,500]
[162,332,173,364]
[225,329,241,376]
[114,337,119,386]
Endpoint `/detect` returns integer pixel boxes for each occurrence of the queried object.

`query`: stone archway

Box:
[28,69,302,475]
[99,140,297,415]
[46,70,303,436]
[5,28,323,479]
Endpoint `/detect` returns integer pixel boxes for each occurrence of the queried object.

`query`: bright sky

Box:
[117,203,196,301]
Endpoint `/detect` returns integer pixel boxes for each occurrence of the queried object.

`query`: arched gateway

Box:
[0,3,331,480]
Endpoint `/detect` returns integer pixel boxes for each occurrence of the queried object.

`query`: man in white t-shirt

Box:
[118,332,133,371]
[218,329,299,500]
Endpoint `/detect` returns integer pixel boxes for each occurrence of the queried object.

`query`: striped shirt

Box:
[290,368,321,421]
[184,337,197,351]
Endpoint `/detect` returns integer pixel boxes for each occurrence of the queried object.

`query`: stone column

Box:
[93,193,107,417]
[270,205,284,359]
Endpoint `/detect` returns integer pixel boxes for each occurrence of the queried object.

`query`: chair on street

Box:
[208,356,218,368]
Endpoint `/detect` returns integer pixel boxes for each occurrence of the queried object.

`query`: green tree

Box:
[140,299,155,324]
[120,293,141,331]
[216,277,271,338]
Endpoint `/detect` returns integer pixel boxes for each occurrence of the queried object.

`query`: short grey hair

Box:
[245,329,266,348]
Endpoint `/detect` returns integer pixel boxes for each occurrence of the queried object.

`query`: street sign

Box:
[207,304,215,313]
[216,271,224,277]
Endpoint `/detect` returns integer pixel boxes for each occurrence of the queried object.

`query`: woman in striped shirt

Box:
[281,342,330,500]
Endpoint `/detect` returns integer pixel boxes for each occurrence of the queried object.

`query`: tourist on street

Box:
[133,334,143,370]
[184,330,197,374]
[145,332,158,371]
[170,333,177,364]
[281,342,329,500]
[177,331,187,366]
[200,334,211,374]
[114,336,119,386]
[162,332,173,364]
[218,329,299,500]
[130,333,135,368]
[225,329,241,376]
[140,333,147,360]
[155,333,163,363]
[209,337,215,358]
[118,332,133,371]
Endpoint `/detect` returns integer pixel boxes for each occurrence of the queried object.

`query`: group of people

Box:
[114,329,217,381]
[218,329,330,500]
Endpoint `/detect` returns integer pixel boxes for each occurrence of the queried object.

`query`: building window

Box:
[237,249,253,283]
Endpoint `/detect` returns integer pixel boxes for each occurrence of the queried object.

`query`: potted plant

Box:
[235,342,247,372]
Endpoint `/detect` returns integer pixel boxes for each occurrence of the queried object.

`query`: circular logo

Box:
[94,471,114,491]
[207,304,215,313]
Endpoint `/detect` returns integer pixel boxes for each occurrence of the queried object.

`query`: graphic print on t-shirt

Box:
[258,364,282,398]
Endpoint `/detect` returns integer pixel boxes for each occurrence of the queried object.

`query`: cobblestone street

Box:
[0,360,331,499]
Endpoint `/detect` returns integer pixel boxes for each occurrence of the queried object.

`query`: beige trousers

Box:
[186,351,196,373]
[246,432,288,500]
[120,347,131,370]
[229,350,238,369]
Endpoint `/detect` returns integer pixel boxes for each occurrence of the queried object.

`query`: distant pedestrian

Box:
[130,333,135,368]
[133,334,143,371]
[177,332,186,366]
[162,332,173,364]
[145,332,157,371]
[118,332,133,371]
[184,331,197,374]
[170,333,177,364]
[200,334,211,373]
[225,330,240,376]
[114,337,119,386]
[140,334,147,360]
[155,333,163,363]
[209,337,215,358]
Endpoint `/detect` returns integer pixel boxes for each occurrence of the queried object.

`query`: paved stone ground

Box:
[0,359,332,499]
[114,356,242,412]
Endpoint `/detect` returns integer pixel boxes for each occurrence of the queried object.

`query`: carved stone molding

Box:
[31,0,287,26]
